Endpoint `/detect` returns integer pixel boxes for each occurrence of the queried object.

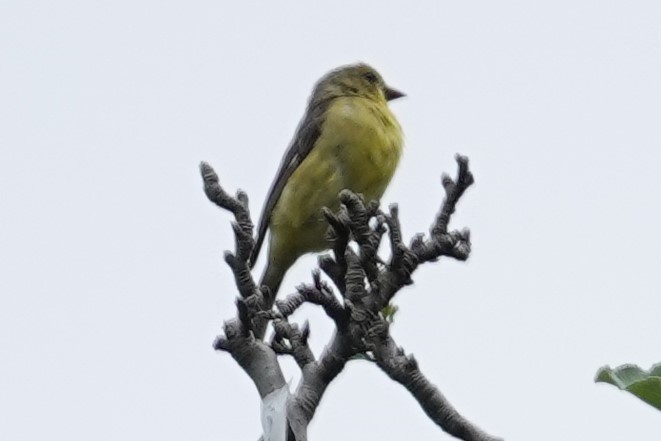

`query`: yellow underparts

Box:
[268,96,403,270]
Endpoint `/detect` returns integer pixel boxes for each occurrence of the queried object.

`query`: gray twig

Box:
[370,333,502,441]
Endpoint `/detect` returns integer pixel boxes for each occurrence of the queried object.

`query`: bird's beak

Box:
[384,86,406,101]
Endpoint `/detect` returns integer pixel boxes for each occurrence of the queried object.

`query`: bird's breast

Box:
[325,97,403,202]
[269,96,403,258]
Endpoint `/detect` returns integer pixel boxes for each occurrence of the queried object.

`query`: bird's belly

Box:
[269,97,402,260]
[339,129,401,202]
[270,144,344,253]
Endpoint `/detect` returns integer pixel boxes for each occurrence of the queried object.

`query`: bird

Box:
[250,63,405,300]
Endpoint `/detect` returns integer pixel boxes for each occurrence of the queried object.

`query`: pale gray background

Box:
[1,1,659,440]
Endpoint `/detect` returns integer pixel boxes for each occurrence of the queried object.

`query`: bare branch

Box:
[202,156,501,441]
[269,336,294,357]
[276,272,347,328]
[344,248,367,302]
[201,162,269,334]
[371,333,502,441]
[322,207,350,293]
[318,254,346,291]
[385,204,418,286]
[292,331,356,424]
[213,318,287,399]
[431,154,474,237]
[319,192,385,291]
[415,228,472,263]
[212,334,231,352]
[201,162,288,403]
[235,298,252,336]
[271,319,315,368]
[200,161,254,239]
[409,154,474,264]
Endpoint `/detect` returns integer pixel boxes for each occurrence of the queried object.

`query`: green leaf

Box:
[380,303,399,324]
[595,363,661,411]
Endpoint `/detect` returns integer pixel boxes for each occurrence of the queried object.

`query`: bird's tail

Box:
[260,261,286,301]
[253,261,287,339]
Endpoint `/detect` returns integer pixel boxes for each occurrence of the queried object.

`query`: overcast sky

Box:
[1,1,660,440]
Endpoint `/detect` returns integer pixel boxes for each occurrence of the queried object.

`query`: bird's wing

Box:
[249,101,328,268]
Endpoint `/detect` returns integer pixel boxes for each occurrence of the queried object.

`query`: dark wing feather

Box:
[249,101,329,268]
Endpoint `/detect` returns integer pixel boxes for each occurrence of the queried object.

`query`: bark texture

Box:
[201,156,503,441]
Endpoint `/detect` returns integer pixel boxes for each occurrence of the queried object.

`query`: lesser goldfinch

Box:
[250,63,405,297]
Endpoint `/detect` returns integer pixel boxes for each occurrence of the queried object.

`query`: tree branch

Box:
[369,332,502,441]
[213,317,286,399]
[201,162,286,400]
[271,319,315,369]
[201,155,502,441]
[432,154,474,237]
[276,271,348,329]
[291,331,356,424]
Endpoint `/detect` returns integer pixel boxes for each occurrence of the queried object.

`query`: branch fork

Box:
[201,155,501,441]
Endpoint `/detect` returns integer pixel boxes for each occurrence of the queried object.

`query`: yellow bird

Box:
[250,63,405,297]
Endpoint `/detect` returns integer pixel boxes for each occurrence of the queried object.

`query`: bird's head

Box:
[311,63,405,104]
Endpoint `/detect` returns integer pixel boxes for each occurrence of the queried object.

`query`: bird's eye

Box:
[363,72,378,84]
